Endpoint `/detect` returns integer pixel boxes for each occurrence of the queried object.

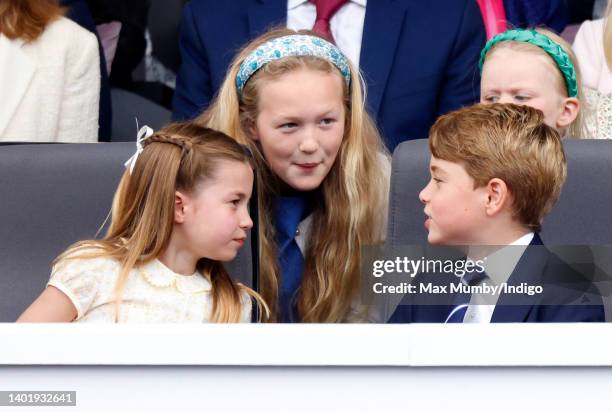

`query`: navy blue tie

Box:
[445,269,488,323]
[273,196,310,322]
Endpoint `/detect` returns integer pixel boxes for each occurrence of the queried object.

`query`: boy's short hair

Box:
[429,103,566,232]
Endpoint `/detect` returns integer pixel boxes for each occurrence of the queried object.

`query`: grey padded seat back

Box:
[387,139,430,246]
[111,88,172,142]
[0,143,252,322]
[388,139,612,247]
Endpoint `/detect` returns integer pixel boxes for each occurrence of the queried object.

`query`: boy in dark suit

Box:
[389,103,604,323]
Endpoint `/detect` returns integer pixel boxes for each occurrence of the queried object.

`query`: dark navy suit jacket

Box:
[388,234,605,323]
[171,0,485,151]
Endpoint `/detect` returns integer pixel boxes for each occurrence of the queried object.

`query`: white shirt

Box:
[461,232,535,323]
[286,0,366,67]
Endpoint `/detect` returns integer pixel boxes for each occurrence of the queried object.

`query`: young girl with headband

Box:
[18,122,267,322]
[479,28,586,138]
[198,29,390,323]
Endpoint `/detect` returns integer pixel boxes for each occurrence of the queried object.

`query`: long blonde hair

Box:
[54,122,267,322]
[482,27,586,138]
[198,28,390,322]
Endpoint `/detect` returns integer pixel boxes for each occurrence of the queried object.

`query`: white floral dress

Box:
[48,255,251,322]
[583,89,612,139]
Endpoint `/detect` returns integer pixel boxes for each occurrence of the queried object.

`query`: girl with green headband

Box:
[479,27,586,138]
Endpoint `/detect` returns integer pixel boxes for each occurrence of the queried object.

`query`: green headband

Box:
[478,29,578,98]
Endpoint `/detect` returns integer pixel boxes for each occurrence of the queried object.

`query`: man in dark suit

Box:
[171,0,485,151]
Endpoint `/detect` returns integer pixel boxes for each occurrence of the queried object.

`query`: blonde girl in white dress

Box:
[18,123,267,322]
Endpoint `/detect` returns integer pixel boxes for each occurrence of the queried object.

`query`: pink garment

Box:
[476,0,507,39]
[96,21,122,75]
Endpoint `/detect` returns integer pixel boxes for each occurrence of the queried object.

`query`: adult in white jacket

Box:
[0,0,100,142]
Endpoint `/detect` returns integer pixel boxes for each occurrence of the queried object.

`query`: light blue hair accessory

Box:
[235,34,351,95]
[478,28,578,98]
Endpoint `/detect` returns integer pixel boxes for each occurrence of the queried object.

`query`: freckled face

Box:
[252,68,346,191]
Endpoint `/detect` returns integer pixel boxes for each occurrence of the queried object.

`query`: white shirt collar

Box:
[288,0,366,10]
[509,232,535,246]
[474,232,535,287]
[288,0,308,9]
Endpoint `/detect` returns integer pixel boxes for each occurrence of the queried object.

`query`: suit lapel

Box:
[492,234,547,322]
[0,36,35,136]
[248,0,287,38]
[360,0,407,116]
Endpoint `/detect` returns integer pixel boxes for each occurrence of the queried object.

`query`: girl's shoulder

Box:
[51,246,121,278]
[48,247,120,320]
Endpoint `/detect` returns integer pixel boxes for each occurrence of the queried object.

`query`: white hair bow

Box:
[124,124,154,174]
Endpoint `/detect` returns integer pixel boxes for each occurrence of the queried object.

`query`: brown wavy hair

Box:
[198,28,390,322]
[54,122,268,322]
[429,103,566,232]
[0,0,64,42]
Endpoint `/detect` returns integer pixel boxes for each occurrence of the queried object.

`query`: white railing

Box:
[2,323,611,366]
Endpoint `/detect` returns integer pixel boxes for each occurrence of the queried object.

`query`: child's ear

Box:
[484,178,509,216]
[556,97,580,130]
[247,121,260,142]
[174,191,187,224]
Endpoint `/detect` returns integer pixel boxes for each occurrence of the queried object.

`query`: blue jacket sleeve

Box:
[437,0,486,117]
[172,2,213,121]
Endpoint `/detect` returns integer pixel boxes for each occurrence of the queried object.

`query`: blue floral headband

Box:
[235,35,351,95]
